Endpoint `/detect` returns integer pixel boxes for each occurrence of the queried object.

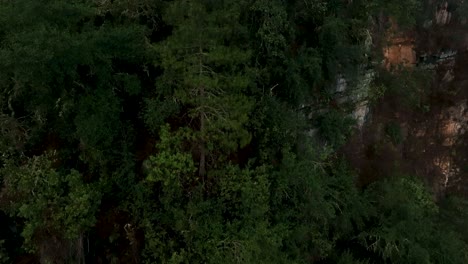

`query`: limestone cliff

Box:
[346,0,468,198]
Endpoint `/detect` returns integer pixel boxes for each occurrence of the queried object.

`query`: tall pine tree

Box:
[153,0,253,177]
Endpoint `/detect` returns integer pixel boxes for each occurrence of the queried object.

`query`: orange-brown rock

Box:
[383,37,416,68]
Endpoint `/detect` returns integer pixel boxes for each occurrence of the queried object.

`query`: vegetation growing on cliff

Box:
[0,0,467,263]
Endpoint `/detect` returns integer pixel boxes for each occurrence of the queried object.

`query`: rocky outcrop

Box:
[418,50,457,69]
[435,1,452,25]
[346,3,468,197]
[414,100,468,196]
[332,70,374,129]
[384,37,417,67]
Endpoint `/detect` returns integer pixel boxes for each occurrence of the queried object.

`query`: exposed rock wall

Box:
[435,1,452,25]
[384,37,417,67]
[346,1,468,198]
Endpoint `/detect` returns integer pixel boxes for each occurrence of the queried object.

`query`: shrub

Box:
[385,121,403,145]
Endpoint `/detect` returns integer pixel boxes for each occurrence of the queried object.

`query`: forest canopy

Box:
[0,0,467,263]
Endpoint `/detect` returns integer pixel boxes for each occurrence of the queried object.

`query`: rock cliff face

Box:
[384,37,417,67]
[435,1,452,25]
[346,1,468,198]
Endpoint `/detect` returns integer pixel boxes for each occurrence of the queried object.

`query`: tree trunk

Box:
[198,46,206,178]
[199,113,206,178]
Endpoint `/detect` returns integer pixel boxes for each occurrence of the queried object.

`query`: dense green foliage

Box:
[0,0,467,263]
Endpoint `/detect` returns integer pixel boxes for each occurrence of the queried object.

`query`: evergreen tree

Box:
[153,0,253,177]
[0,153,101,263]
